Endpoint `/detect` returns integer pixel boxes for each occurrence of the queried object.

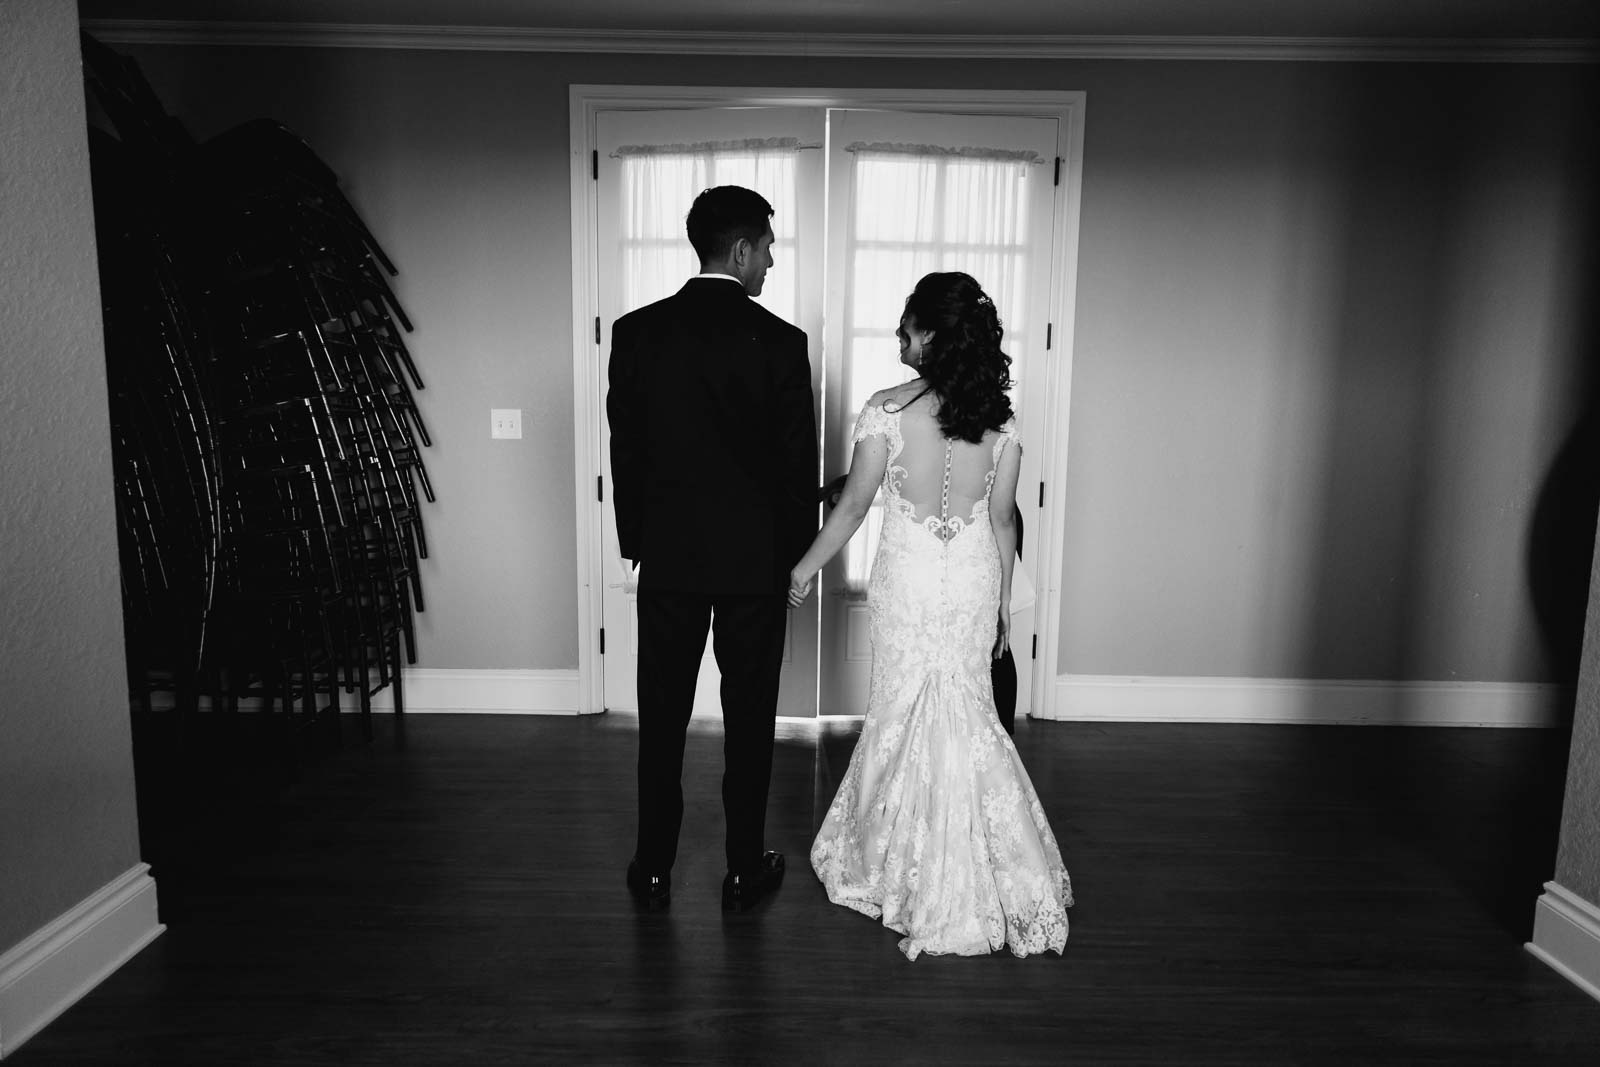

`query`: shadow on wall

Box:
[1527,321,1600,695]
[1282,63,1600,940]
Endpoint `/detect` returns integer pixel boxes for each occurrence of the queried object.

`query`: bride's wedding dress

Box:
[811,397,1072,960]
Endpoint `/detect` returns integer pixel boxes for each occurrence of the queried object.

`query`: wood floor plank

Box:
[10,713,1600,1065]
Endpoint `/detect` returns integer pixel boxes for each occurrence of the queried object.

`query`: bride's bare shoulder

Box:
[869,380,931,410]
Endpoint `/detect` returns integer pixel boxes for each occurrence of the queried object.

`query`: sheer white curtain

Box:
[840,143,1043,590]
[615,138,803,323]
[612,135,1039,592]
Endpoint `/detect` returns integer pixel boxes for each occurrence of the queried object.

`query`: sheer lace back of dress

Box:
[817,391,1069,961]
[877,392,1012,544]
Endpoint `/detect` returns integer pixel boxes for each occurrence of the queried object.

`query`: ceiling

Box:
[75,0,1600,40]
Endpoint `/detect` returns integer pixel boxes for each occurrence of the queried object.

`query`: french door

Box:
[594,107,826,718]
[586,97,1068,719]
[818,109,1056,717]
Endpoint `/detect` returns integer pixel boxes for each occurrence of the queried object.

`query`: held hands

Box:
[991,604,1011,660]
[787,567,815,607]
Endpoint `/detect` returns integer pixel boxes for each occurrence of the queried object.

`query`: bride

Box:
[788,272,1072,960]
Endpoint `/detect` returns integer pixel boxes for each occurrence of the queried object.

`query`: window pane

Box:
[712,154,798,240]
[943,159,1031,245]
[839,147,1035,590]
[623,156,707,240]
[846,334,911,419]
[620,150,801,323]
[850,249,921,331]
[623,244,696,311]
[853,156,937,241]
[841,334,912,589]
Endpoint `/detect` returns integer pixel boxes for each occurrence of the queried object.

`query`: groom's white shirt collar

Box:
[693,272,743,285]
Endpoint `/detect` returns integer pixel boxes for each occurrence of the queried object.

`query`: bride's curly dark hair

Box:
[903,272,1014,443]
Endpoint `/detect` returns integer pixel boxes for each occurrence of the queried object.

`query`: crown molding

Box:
[78,19,1600,63]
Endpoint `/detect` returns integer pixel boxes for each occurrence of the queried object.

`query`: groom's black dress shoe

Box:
[626,858,670,911]
[721,851,785,912]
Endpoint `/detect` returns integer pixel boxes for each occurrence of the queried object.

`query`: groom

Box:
[608,186,818,912]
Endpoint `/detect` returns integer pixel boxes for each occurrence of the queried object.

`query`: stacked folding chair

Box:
[83,33,432,756]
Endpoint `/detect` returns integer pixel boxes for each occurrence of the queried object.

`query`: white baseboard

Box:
[1044,675,1567,727]
[363,668,582,715]
[1527,882,1600,1005]
[137,669,585,716]
[0,865,164,1059]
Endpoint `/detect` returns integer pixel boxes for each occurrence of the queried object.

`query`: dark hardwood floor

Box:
[12,711,1600,1065]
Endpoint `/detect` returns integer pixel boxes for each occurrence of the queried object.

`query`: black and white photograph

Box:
[3,0,1600,1062]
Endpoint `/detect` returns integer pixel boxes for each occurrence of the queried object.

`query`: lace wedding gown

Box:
[811,397,1073,960]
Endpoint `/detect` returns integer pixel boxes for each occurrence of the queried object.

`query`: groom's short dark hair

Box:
[686,186,774,265]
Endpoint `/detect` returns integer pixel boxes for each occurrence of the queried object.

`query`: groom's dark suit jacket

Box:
[608,278,817,594]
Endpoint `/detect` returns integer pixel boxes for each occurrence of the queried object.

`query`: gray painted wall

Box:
[112,45,1598,685]
[0,0,145,953]
[1062,65,1597,681]
[1555,516,1600,905]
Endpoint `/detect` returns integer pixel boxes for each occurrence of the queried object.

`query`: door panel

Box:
[595,107,825,717]
[818,109,1058,717]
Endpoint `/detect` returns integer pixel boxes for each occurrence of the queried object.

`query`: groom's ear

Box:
[731,235,752,269]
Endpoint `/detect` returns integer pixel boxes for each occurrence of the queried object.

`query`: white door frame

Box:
[568,84,1087,719]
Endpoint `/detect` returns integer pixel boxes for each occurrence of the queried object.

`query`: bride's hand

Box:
[992,607,1011,660]
[787,568,814,607]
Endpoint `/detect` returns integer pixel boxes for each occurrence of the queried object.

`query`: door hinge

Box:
[1054,156,1062,186]
[1031,634,1038,659]
[599,627,606,654]
[1038,482,1044,507]
[595,316,601,345]
[592,150,599,180]
[597,476,603,502]
[1046,322,1052,350]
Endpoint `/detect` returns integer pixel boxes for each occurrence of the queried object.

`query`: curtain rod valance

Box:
[611,136,818,158]
[843,141,1044,165]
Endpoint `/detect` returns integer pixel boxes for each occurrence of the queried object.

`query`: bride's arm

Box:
[787,434,888,603]
[989,438,1023,652]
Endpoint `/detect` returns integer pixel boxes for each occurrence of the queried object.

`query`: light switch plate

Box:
[490,408,522,439]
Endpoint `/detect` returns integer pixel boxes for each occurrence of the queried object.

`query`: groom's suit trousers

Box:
[635,588,789,875]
